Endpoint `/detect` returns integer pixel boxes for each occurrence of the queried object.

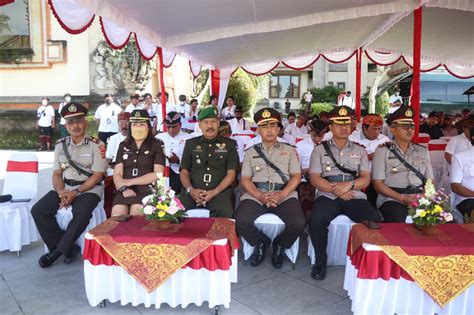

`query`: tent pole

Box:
[157,48,167,133]
[355,47,362,122]
[412,7,422,143]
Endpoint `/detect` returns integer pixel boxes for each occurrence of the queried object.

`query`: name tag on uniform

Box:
[80,153,92,157]
[215,143,227,153]
[349,154,361,158]
[279,152,288,155]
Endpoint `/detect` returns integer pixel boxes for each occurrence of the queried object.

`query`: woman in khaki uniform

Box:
[112,109,165,216]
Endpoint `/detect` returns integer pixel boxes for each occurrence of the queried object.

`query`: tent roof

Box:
[49,0,473,76]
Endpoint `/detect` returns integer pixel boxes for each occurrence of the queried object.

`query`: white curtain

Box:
[135,34,158,60]
[50,0,95,32]
[100,17,130,48]
[189,61,202,78]
[217,67,234,111]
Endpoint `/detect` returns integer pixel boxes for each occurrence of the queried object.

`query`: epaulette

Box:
[413,142,427,149]
[352,141,366,149]
[56,137,68,144]
[244,143,258,151]
[377,141,392,148]
[315,140,327,147]
[88,136,101,144]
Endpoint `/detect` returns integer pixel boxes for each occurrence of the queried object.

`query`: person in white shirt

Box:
[219,120,245,163]
[221,96,237,120]
[450,144,474,222]
[156,112,191,194]
[183,98,199,132]
[141,93,162,134]
[278,123,296,145]
[209,94,219,116]
[175,94,191,119]
[349,114,389,161]
[285,114,309,137]
[36,97,56,151]
[338,91,354,109]
[95,93,122,144]
[296,119,328,218]
[106,112,130,169]
[445,116,474,164]
[58,93,71,138]
[228,106,251,133]
[157,91,176,114]
[388,87,403,114]
[125,93,142,113]
[282,111,296,129]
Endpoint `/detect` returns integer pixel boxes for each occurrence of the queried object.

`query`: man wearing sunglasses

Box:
[372,106,434,223]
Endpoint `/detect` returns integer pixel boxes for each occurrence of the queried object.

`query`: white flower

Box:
[424,179,436,199]
[419,198,430,206]
[143,205,154,215]
[142,195,152,205]
[167,205,178,215]
[156,172,163,179]
[444,213,453,222]
[413,209,425,218]
[168,190,176,199]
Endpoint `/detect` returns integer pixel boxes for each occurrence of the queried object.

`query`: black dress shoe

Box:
[271,240,285,269]
[64,244,81,264]
[249,237,270,267]
[39,250,61,268]
[311,264,327,280]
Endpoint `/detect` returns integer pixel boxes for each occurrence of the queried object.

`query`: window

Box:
[328,81,334,86]
[337,82,346,90]
[0,1,33,62]
[269,74,300,98]
[367,63,377,72]
[420,81,474,103]
[329,62,348,72]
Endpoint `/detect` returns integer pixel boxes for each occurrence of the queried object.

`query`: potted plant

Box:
[408,179,453,235]
[140,172,186,229]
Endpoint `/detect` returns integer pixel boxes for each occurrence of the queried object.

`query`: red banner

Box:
[6,161,38,173]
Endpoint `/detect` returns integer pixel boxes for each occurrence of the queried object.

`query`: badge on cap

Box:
[406,109,413,117]
[135,111,141,117]
[339,107,348,116]
[69,104,77,112]
[262,110,271,119]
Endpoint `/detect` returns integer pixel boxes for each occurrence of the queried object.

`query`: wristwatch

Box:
[186,187,193,194]
[118,185,128,192]
[73,188,81,196]
[350,180,355,190]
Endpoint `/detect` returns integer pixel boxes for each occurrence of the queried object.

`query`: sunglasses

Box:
[394,124,416,130]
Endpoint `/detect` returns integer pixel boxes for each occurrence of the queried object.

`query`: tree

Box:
[225,68,257,117]
[301,86,342,106]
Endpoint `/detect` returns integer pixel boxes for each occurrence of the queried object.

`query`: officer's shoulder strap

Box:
[413,142,426,149]
[56,136,69,144]
[377,141,392,149]
[351,141,366,149]
[88,136,101,144]
[245,143,258,152]
[281,141,296,149]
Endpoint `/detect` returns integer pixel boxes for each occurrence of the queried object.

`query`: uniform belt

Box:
[64,178,85,186]
[254,182,285,191]
[389,186,423,194]
[324,174,356,182]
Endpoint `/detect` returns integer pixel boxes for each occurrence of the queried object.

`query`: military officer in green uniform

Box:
[308,105,382,280]
[31,103,107,268]
[234,108,306,269]
[179,107,239,218]
[372,106,434,222]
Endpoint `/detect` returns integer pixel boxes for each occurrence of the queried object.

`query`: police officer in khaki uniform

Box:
[372,106,434,222]
[180,107,239,218]
[31,103,107,268]
[309,105,382,280]
[235,108,306,269]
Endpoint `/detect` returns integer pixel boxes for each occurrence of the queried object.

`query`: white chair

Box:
[307,215,355,266]
[242,213,300,268]
[0,153,40,253]
[44,200,106,254]
[418,133,431,147]
[428,140,448,186]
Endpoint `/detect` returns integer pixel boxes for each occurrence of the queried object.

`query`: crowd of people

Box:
[30,92,474,283]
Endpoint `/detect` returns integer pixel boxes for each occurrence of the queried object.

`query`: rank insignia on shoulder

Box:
[56,137,68,144]
[352,141,366,148]
[88,136,100,144]
[378,141,391,148]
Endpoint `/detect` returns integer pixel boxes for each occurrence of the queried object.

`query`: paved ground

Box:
[0,150,352,315]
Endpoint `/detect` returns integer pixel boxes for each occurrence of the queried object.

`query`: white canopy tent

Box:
[47,0,473,135]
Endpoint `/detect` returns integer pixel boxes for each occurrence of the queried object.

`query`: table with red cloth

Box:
[343,223,474,315]
[82,216,239,309]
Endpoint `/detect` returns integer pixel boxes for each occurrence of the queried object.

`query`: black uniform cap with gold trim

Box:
[386,106,414,125]
[253,107,280,126]
[60,102,87,119]
[328,105,354,125]
[130,109,150,122]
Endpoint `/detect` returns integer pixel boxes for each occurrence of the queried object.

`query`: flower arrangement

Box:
[141,172,186,223]
[408,179,453,226]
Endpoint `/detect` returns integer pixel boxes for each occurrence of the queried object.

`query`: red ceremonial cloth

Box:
[84,216,239,292]
[349,223,474,257]
[6,161,38,173]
